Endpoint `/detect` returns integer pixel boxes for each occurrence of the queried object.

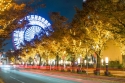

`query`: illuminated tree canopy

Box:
[0,0,44,38]
[4,0,125,71]
[0,0,26,38]
[71,0,125,74]
[0,0,45,51]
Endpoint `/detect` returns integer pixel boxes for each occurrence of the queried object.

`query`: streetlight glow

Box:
[105,57,110,76]
[84,60,86,65]
[83,0,86,2]
[105,57,109,65]
[77,58,80,64]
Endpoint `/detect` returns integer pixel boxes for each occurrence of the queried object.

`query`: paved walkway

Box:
[85,69,125,77]
[19,69,125,83]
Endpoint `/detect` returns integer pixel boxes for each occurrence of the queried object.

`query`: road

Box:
[0,69,81,83]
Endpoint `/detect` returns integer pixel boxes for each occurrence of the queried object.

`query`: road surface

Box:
[0,69,81,83]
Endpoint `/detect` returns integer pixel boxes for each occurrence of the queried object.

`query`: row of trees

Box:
[2,0,125,75]
[71,0,125,74]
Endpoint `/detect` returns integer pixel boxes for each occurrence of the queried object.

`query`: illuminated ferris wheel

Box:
[13,15,52,50]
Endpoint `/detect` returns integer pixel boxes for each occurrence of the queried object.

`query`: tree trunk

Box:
[39,56,41,66]
[94,50,101,75]
[122,55,125,70]
[71,54,75,72]
[56,55,59,70]
[46,59,48,66]
[96,54,101,74]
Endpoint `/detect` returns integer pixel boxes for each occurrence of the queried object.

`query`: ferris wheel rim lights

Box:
[12,15,52,50]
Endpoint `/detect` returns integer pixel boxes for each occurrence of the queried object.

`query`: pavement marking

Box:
[10,76,25,83]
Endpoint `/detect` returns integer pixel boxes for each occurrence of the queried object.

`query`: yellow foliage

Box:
[10,57,15,62]
[0,0,27,37]
[0,0,12,12]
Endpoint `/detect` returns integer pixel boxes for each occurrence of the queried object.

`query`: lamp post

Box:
[84,59,86,66]
[77,57,80,65]
[105,57,109,76]
[10,49,14,64]
[84,59,88,74]
[77,57,81,73]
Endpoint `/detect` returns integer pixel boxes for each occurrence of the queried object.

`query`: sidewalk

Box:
[19,68,125,83]
[84,69,125,77]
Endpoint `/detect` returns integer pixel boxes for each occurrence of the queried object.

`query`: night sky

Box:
[41,0,83,21]
[3,0,83,51]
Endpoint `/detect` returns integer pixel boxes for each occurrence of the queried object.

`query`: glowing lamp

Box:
[105,57,109,65]
[77,58,80,64]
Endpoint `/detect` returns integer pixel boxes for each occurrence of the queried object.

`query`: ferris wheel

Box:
[12,15,52,50]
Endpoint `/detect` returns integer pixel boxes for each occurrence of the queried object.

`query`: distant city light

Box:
[83,0,86,2]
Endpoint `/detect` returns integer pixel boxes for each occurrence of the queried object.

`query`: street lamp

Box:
[84,59,86,66]
[77,57,80,65]
[105,57,109,76]
[84,59,88,74]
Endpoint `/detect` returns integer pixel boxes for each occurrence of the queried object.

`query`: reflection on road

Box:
[0,69,80,83]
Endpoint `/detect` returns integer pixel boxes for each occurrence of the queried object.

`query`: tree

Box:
[0,0,45,38]
[0,1,26,38]
[6,49,20,64]
[0,38,8,52]
[6,50,14,63]
[49,12,70,68]
[71,0,115,75]
[0,0,46,55]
